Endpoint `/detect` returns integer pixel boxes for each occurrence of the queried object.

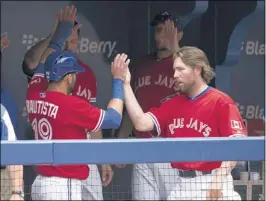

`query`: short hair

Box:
[173,46,216,84]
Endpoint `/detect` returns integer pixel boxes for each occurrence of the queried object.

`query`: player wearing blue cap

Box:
[26,5,130,200]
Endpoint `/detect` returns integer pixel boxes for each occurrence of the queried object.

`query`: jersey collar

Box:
[188,86,211,101]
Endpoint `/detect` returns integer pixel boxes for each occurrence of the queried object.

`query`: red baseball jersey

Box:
[131,55,179,138]
[26,73,104,180]
[147,87,247,171]
[71,60,97,103]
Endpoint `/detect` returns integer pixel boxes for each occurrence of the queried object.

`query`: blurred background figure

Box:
[1,104,24,200]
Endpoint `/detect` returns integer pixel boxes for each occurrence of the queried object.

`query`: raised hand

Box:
[57,5,77,23]
[41,5,78,63]
[164,19,179,53]
[111,53,130,82]
[49,5,78,52]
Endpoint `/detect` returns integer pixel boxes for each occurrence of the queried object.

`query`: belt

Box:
[178,170,212,178]
[1,166,6,170]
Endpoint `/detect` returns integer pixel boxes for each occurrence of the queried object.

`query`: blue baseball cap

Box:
[44,51,84,81]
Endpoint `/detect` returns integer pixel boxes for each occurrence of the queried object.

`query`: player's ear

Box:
[68,73,74,83]
[194,65,202,76]
[63,73,72,84]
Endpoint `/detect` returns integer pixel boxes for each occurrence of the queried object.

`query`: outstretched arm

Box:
[22,19,58,79]
[34,5,78,74]
[123,69,154,132]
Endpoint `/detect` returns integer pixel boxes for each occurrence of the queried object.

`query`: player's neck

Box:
[46,84,68,95]
[187,82,209,99]
[157,51,172,60]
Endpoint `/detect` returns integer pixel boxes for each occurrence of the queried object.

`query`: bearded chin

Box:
[157,47,168,52]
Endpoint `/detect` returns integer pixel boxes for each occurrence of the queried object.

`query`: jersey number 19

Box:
[31,118,53,140]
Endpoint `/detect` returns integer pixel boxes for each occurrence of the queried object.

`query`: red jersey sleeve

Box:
[68,98,105,132]
[146,99,173,137]
[27,74,48,96]
[218,102,247,137]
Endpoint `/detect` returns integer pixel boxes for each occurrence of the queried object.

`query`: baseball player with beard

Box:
[123,46,246,200]
[117,11,183,200]
[26,5,129,200]
[22,6,112,200]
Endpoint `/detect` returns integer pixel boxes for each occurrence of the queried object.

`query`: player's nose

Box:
[173,70,179,79]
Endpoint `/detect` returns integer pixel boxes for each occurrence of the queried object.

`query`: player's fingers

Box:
[117,53,125,69]
[120,54,128,70]
[113,54,120,66]
[70,6,77,21]
[169,20,173,33]
[73,23,82,33]
[106,171,114,185]
[210,190,220,200]
[122,54,128,68]
[66,5,73,21]
[125,58,130,66]
[65,5,72,21]
[206,190,211,200]
[102,172,107,185]
[58,9,63,21]
[165,19,170,33]
[63,6,69,20]
[121,53,128,63]
[102,170,113,186]
[67,5,74,21]
[170,20,175,31]
[217,190,223,199]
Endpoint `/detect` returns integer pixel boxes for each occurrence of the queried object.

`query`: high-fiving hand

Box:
[57,5,77,23]
[40,5,79,63]
[111,53,130,82]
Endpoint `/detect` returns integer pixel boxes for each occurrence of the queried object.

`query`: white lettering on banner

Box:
[21,34,117,58]
[242,41,265,55]
[21,34,45,50]
[78,37,117,58]
[168,118,212,137]
[237,103,264,119]
[26,100,59,119]
[134,75,179,92]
